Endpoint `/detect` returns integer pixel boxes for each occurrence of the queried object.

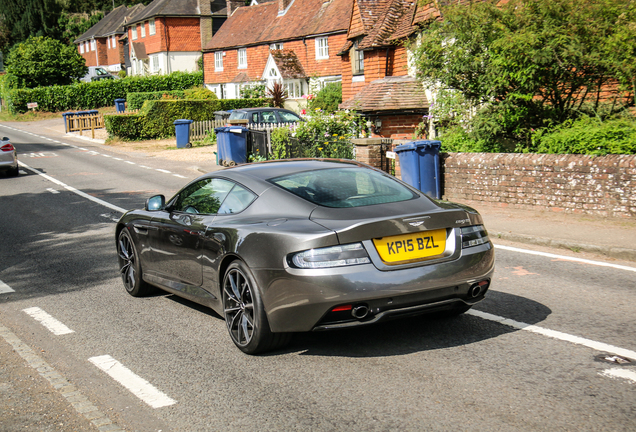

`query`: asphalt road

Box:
[1,124,635,431]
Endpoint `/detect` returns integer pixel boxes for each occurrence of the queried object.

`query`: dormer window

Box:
[269,68,278,77]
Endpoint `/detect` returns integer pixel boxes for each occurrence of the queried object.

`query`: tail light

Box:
[1,143,15,152]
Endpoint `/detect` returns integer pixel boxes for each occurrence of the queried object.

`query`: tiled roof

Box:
[203,0,353,51]
[128,0,226,25]
[271,49,307,79]
[231,72,250,83]
[75,5,137,42]
[339,75,428,112]
[339,0,441,53]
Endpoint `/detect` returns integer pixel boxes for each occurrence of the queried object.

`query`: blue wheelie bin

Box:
[174,119,194,148]
[214,126,248,166]
[394,140,442,199]
[115,98,126,113]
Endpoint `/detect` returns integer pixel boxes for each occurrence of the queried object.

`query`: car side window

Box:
[278,111,301,122]
[251,113,259,123]
[218,184,256,214]
[259,111,277,123]
[172,178,235,215]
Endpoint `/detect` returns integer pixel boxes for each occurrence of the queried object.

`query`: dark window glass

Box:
[172,178,234,214]
[278,111,302,122]
[270,168,417,208]
[218,184,256,214]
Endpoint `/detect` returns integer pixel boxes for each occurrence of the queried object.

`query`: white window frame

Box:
[132,26,137,40]
[151,54,160,73]
[141,22,146,38]
[284,80,304,99]
[107,38,110,49]
[90,40,96,51]
[112,36,116,47]
[270,43,283,50]
[80,44,84,54]
[149,18,156,35]
[215,52,224,71]
[238,48,247,69]
[315,37,329,60]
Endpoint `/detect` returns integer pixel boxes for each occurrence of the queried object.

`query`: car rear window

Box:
[270,168,418,208]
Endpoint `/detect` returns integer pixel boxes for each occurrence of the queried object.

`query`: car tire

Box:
[7,166,19,177]
[222,261,291,354]
[117,228,154,297]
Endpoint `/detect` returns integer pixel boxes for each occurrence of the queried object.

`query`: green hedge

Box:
[6,71,203,114]
[127,91,186,110]
[105,98,270,140]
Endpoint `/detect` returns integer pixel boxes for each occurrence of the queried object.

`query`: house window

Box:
[270,43,283,50]
[141,22,146,38]
[91,40,96,51]
[152,55,160,73]
[352,41,364,75]
[238,48,247,69]
[107,38,110,49]
[112,36,117,47]
[316,37,328,59]
[149,19,156,35]
[80,44,84,54]
[268,68,278,78]
[215,52,223,71]
[132,25,137,40]
[285,80,303,98]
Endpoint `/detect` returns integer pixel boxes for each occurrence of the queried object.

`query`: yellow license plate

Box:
[373,228,447,264]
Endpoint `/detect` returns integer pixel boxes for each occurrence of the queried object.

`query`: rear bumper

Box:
[253,242,495,332]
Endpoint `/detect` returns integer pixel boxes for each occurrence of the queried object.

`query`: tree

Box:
[57,12,104,45]
[412,0,636,146]
[5,36,87,88]
[0,0,62,53]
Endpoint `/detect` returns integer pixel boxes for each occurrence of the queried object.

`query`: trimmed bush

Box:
[105,97,270,140]
[127,91,186,110]
[7,71,203,114]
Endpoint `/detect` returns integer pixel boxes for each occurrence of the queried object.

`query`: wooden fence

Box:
[66,114,104,139]
[190,119,227,141]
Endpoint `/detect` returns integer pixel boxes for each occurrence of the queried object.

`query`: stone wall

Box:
[442,153,636,218]
[353,141,636,218]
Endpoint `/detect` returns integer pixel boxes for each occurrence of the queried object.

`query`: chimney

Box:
[278,0,293,13]
[199,0,213,48]
[227,0,245,16]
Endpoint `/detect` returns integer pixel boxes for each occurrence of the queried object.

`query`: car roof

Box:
[232,108,296,113]
[219,159,367,183]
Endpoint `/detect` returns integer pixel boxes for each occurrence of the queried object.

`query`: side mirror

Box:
[2,137,9,141]
[145,195,165,211]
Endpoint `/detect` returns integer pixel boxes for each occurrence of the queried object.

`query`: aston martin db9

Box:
[116,159,494,354]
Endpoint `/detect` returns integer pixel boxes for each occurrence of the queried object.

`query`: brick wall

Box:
[354,147,636,218]
[370,113,422,140]
[204,34,347,85]
[442,153,636,218]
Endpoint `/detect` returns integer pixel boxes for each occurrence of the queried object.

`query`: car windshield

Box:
[270,168,418,208]
[228,111,248,120]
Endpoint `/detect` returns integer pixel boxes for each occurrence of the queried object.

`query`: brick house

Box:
[124,0,228,76]
[75,5,145,72]
[202,0,353,105]
[339,0,441,139]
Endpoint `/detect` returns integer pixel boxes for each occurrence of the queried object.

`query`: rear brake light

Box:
[331,305,353,312]
[461,225,489,248]
[1,143,15,152]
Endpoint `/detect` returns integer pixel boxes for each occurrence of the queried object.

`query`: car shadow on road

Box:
[285,290,551,358]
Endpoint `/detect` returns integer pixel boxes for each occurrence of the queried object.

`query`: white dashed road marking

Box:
[46,188,60,194]
[468,309,636,361]
[89,355,177,408]
[156,169,171,173]
[600,368,636,385]
[0,280,15,294]
[22,307,74,335]
[494,244,636,273]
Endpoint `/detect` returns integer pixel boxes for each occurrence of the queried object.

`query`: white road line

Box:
[0,326,123,431]
[102,154,112,157]
[125,160,136,165]
[18,161,127,213]
[113,157,123,161]
[173,174,186,179]
[0,280,15,294]
[46,188,60,194]
[468,309,636,360]
[600,368,636,385]
[140,165,152,169]
[89,355,177,408]
[493,244,636,272]
[156,169,171,174]
[22,307,74,335]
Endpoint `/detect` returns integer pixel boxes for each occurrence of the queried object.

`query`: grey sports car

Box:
[116,159,494,354]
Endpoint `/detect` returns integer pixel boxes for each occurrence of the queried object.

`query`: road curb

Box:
[491,230,636,263]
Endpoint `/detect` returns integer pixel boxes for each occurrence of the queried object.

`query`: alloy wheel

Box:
[223,268,255,347]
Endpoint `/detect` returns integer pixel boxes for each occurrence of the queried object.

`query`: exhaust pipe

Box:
[469,280,490,298]
[351,305,369,319]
